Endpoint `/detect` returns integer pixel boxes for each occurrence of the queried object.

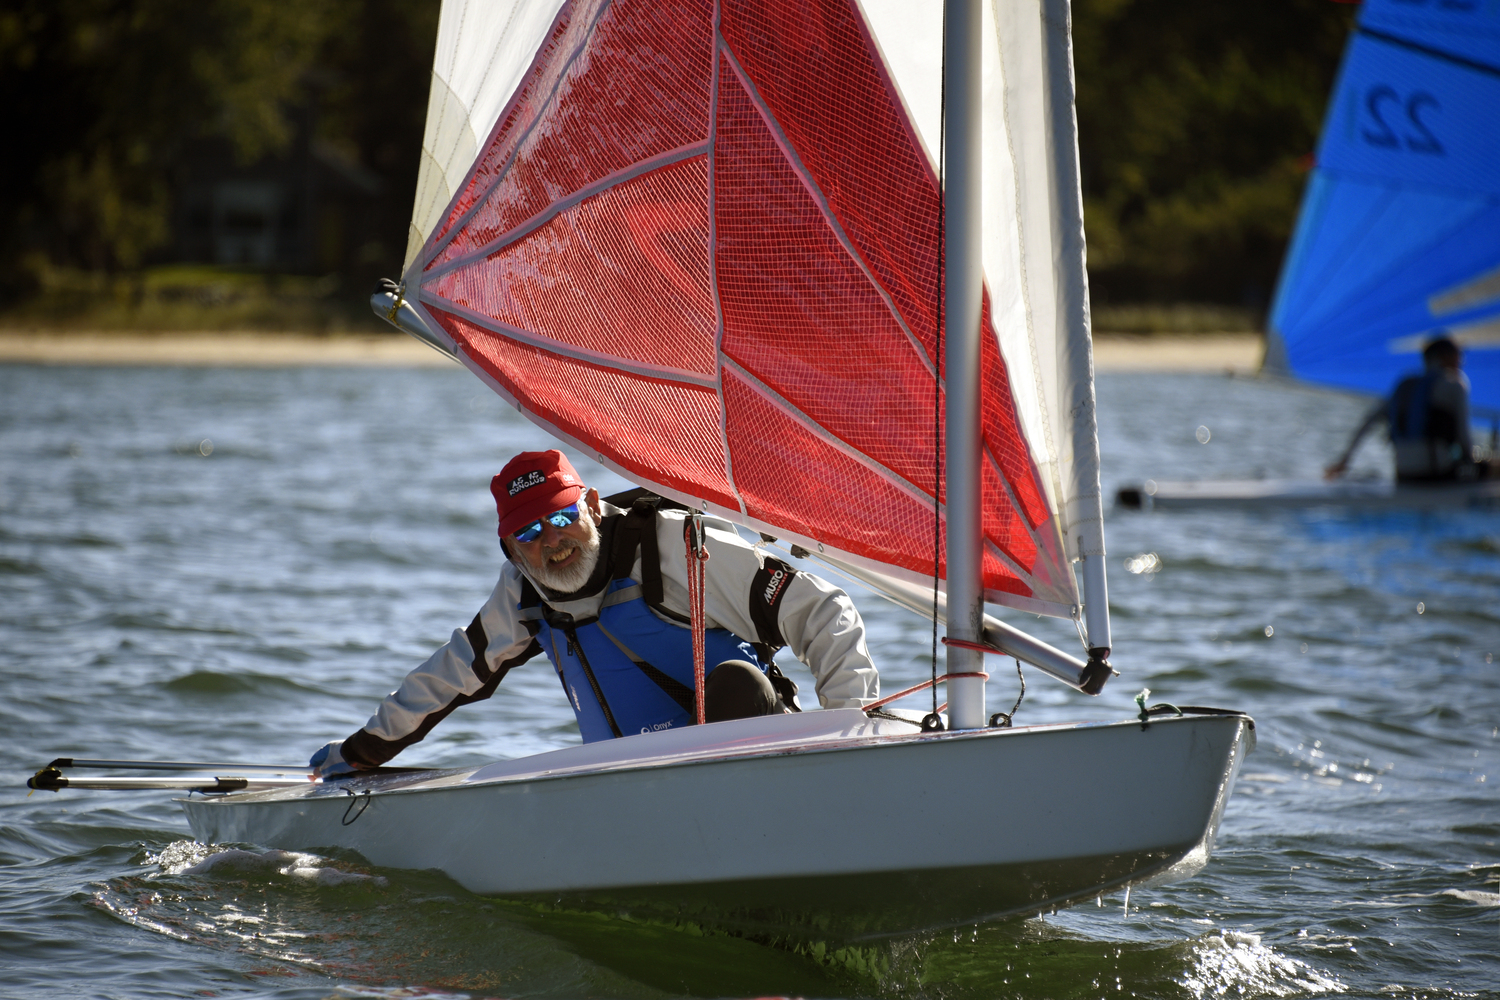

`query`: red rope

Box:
[863,670,988,711]
[685,515,709,725]
[864,634,1002,713]
[940,635,1004,656]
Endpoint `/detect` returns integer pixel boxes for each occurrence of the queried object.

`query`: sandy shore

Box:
[0,331,459,367]
[0,330,1264,373]
[1090,333,1263,373]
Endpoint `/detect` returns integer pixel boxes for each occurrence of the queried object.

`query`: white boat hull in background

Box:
[1117,477,1500,512]
[181,709,1252,941]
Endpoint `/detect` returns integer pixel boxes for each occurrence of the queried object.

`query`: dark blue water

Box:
[1,362,1495,998]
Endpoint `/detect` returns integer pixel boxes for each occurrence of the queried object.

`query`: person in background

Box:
[1325,336,1493,483]
[310,450,879,775]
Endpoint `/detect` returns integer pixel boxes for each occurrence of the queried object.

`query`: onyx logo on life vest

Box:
[508,470,547,495]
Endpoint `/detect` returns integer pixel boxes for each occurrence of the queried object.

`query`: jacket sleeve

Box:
[341,566,543,768]
[650,513,879,709]
[1333,399,1386,468]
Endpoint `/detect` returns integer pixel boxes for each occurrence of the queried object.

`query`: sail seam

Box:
[847,0,941,176]
[1287,188,1403,350]
[709,22,747,519]
[421,295,720,388]
[408,0,484,275]
[415,1,577,274]
[422,0,615,272]
[451,352,719,510]
[420,143,711,283]
[983,538,1037,594]
[982,443,1044,552]
[720,357,944,515]
[1360,26,1500,80]
[717,39,941,385]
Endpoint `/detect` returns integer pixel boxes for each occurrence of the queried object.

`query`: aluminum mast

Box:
[943,0,986,730]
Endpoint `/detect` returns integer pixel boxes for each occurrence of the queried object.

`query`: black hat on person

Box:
[1422,334,1460,366]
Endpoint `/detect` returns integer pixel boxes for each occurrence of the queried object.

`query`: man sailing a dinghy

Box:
[310,450,879,775]
[1324,336,1495,483]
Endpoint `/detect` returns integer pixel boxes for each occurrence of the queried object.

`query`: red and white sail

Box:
[393,0,1106,629]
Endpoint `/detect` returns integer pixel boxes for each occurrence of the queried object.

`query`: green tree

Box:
[0,1,334,285]
[1073,0,1354,313]
[312,0,441,287]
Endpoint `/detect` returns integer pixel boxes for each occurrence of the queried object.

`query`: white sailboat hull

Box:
[1117,477,1500,512]
[181,709,1251,940]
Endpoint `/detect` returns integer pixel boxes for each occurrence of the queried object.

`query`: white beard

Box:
[523,513,601,593]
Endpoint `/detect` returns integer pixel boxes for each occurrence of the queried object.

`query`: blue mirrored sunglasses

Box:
[512,503,582,543]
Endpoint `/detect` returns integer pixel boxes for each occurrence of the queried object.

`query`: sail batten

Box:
[395,0,1108,630]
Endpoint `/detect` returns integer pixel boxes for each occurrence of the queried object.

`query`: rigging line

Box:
[707,26,746,521]
[862,671,988,712]
[989,658,1025,729]
[932,0,948,726]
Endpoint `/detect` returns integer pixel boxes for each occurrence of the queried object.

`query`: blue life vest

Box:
[1389,369,1465,444]
[1389,371,1436,442]
[520,577,766,743]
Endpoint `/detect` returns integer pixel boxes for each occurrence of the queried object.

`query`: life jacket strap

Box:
[546,608,622,739]
[594,618,698,717]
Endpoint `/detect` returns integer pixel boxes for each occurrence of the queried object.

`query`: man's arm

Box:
[1325,399,1386,479]
[765,569,879,707]
[652,513,879,708]
[338,568,543,768]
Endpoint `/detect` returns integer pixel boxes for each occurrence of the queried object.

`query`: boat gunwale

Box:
[182,711,1253,807]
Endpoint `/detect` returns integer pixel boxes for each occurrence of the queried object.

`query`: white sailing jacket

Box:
[340,502,879,767]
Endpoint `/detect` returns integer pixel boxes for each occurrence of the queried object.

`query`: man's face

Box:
[508,488,603,592]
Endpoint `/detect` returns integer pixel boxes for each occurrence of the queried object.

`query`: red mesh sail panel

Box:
[428,158,716,377]
[426,0,714,268]
[416,0,1068,611]
[719,0,941,363]
[715,56,940,497]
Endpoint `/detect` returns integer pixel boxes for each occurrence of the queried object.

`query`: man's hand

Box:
[309,740,362,777]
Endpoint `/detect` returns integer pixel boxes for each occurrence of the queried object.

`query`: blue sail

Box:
[1267,0,1500,413]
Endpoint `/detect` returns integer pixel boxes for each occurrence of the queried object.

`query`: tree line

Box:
[0,0,1354,326]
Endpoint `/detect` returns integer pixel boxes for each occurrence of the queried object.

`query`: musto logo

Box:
[762,568,789,606]
[508,470,546,495]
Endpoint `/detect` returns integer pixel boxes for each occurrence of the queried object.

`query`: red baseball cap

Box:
[491,450,586,539]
